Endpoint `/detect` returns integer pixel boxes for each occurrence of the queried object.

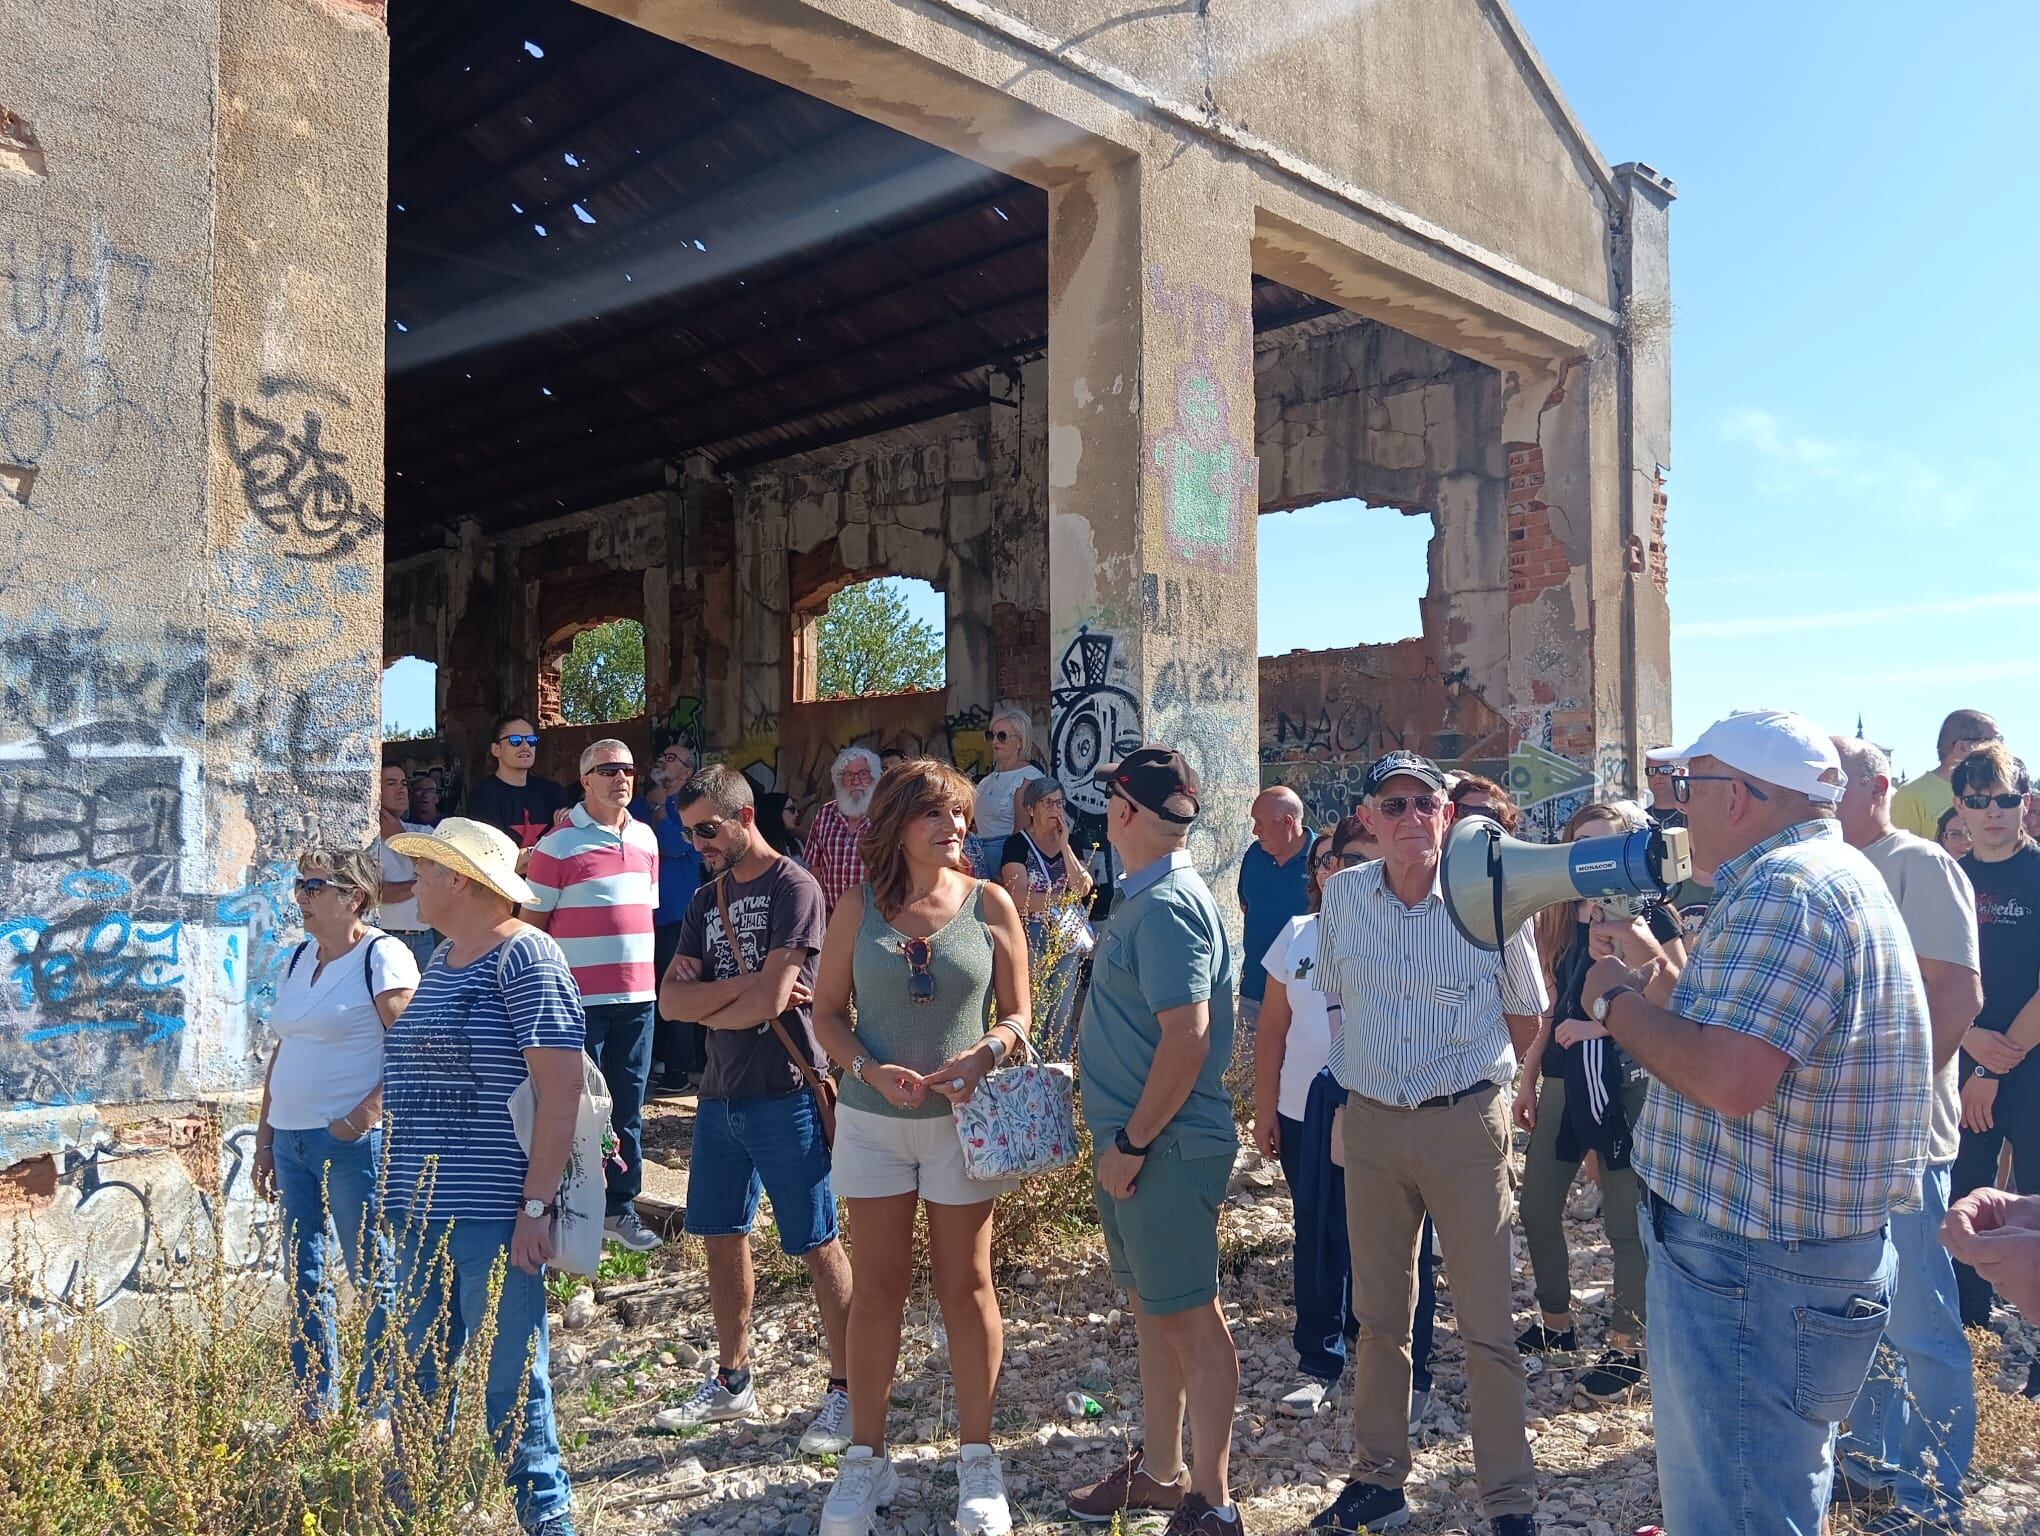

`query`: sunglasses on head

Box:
[900,936,934,1003]
[1961,792,2025,810]
[498,733,539,747]
[588,763,636,779]
[1375,794,1442,819]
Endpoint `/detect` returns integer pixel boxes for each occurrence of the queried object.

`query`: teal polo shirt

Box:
[1076,849,1239,1157]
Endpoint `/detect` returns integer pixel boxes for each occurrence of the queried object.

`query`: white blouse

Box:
[265,930,420,1130]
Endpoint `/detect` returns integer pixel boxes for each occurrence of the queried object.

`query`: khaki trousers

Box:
[1341,1082,1535,1519]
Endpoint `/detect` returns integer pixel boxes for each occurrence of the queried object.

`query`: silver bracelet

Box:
[981,1033,1010,1066]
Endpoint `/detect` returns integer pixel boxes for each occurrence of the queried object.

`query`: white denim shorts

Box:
[832,1103,1018,1205]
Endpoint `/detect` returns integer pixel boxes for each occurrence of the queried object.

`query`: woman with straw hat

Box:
[381,816,586,1536]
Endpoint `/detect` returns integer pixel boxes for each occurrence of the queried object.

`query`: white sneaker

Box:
[1279,1378,1330,1417]
[799,1385,852,1454]
[955,1443,1012,1536]
[603,1208,662,1251]
[652,1369,755,1431]
[820,1447,899,1536]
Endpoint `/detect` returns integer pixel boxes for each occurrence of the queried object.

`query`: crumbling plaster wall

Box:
[0,0,387,1309]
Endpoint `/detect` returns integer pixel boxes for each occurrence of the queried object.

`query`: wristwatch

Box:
[1591,983,1636,1024]
[1972,1062,1999,1082]
[1113,1126,1154,1158]
[520,1197,554,1220]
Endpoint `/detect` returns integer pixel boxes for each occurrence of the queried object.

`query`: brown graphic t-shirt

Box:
[674,856,830,1101]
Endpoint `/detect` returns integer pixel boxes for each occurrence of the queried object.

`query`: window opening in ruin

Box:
[799,576,947,702]
[1257,500,1432,654]
[382,656,437,741]
[547,618,647,726]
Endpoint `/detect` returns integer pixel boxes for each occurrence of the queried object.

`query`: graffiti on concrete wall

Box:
[218,376,382,561]
[1148,267,1255,571]
[1049,627,1142,849]
[1148,637,1255,888]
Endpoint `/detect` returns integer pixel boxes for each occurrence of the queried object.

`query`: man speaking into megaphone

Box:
[1574,709,1934,1536]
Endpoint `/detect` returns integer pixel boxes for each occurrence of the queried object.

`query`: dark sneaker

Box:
[1066,1445,1188,1524]
[1490,1518,1536,1536]
[1515,1322,1577,1355]
[1577,1349,1646,1400]
[1163,1492,1248,1536]
[1310,1482,1409,1532]
[603,1208,662,1252]
[2025,1358,2039,1399]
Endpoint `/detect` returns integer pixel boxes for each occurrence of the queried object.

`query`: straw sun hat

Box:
[385,816,537,907]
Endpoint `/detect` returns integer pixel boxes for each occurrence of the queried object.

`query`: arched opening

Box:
[381,656,438,740]
[540,617,647,726]
[794,575,946,703]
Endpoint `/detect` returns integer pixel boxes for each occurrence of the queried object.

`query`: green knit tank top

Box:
[842,880,997,1120]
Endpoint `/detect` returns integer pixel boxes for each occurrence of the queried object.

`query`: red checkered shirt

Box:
[806,800,867,911]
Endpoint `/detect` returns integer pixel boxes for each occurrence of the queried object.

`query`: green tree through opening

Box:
[558,619,646,724]
[815,579,944,699]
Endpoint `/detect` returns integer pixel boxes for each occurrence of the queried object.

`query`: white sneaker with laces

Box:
[651,1369,755,1431]
[798,1385,852,1454]
[820,1447,899,1536]
[955,1443,1012,1536]
[1279,1378,1330,1417]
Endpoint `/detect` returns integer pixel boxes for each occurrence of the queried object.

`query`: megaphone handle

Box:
[1488,834,1507,951]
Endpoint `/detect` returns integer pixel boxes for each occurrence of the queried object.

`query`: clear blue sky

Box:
[393,3,2040,781]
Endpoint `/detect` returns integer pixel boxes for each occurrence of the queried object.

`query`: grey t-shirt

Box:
[1863,830,1980,1166]
[1075,851,1238,1158]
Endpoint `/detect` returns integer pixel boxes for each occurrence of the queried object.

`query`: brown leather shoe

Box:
[1163,1492,1249,1535]
[1065,1443,1189,1523]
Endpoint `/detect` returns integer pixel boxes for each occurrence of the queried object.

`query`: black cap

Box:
[1361,750,1446,798]
[1095,745,1200,825]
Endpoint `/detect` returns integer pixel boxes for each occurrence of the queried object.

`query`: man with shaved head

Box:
[1238,784,1315,1048]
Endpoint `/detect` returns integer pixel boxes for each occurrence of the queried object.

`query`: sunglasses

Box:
[588,763,636,779]
[1311,850,1338,868]
[1376,794,1442,820]
[1961,792,2025,810]
[1670,774,1769,804]
[498,733,539,747]
[684,815,732,841]
[293,876,334,895]
[900,936,934,1003]
[1336,851,1371,867]
[990,730,1015,743]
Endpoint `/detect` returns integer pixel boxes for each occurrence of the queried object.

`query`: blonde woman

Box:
[253,845,418,1417]
[967,707,1043,877]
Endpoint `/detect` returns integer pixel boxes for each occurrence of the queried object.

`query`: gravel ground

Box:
[543,1098,2040,1536]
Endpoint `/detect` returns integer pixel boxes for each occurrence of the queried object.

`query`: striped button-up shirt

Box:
[806,801,867,911]
[1635,818,1931,1242]
[1315,859,1548,1106]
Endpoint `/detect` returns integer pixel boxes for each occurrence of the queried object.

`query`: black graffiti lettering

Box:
[219,395,382,560]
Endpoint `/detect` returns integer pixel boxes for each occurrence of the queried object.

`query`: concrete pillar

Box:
[0,0,387,1123]
[1046,146,1259,903]
[1616,163,1677,768]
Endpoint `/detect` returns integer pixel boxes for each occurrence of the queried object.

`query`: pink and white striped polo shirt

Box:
[524,804,660,1006]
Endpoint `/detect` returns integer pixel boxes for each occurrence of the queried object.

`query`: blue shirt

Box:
[1076,850,1239,1157]
[635,795,703,926]
[1236,833,1315,1001]
[383,929,586,1222]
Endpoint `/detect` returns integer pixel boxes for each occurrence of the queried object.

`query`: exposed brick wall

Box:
[1506,444,1569,607]
[1649,471,1669,596]
[992,602,1049,701]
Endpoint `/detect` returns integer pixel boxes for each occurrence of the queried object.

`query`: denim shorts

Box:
[684,1089,838,1255]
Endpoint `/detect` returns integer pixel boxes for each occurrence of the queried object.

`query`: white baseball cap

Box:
[1648,709,1846,805]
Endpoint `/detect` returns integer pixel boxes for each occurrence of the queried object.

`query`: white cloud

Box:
[1718,407,1987,525]
[1675,588,2040,639]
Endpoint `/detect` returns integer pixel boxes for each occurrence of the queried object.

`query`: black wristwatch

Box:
[1113,1126,1153,1158]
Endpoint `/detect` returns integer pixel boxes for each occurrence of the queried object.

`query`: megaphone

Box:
[1442,813,1692,952]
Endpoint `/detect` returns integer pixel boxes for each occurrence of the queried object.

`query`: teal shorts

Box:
[1094,1141,1232,1316]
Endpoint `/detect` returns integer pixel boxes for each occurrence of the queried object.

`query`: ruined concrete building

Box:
[0,0,1670,1307]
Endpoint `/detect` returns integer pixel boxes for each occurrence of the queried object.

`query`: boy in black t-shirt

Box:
[1951,743,2040,1334]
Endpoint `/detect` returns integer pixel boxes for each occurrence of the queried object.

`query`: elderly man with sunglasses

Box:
[1307,752,1547,1536]
[1581,711,1932,1536]
[523,739,664,1252]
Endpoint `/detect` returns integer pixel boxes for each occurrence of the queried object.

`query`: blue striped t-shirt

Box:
[383,929,586,1222]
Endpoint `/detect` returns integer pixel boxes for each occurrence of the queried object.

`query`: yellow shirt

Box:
[1889,772,1953,841]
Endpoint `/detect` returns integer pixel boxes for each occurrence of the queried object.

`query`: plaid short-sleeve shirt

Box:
[1634,818,1932,1242]
[805,801,866,912]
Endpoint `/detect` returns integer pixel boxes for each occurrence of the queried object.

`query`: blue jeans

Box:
[583,1001,653,1216]
[1838,1164,1973,1522]
[390,928,440,970]
[272,1124,392,1415]
[1643,1189,1895,1536]
[394,1217,571,1531]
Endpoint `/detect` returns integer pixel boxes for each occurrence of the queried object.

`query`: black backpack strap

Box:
[286,939,311,980]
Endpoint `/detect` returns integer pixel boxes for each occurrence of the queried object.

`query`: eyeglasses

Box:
[1375,794,1442,820]
[1311,851,1338,869]
[293,877,333,895]
[684,816,731,841]
[588,763,636,779]
[1670,773,1769,805]
[900,936,934,1003]
[498,733,539,747]
[1961,792,2025,810]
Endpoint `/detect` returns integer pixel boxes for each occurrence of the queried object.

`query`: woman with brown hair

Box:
[808,759,1032,1536]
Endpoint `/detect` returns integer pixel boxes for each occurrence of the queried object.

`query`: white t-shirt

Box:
[1262,914,1336,1122]
[377,822,428,931]
[266,929,421,1130]
[974,765,1044,842]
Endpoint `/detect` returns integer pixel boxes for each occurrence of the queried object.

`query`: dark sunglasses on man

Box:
[1961,792,2025,810]
[684,815,733,842]
[1375,793,1442,819]
[588,763,636,779]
